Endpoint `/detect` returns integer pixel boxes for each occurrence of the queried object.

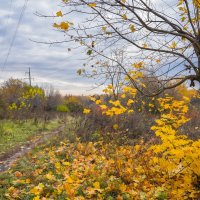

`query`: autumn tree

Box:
[0,78,26,106]
[44,85,62,111]
[40,0,200,95]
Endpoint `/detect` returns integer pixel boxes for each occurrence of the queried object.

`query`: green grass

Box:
[0,117,76,199]
[0,119,60,157]
[0,117,77,199]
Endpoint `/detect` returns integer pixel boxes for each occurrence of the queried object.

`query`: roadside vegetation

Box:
[0,78,84,159]
[0,119,60,157]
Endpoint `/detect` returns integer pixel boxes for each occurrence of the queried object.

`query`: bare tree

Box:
[39,0,200,96]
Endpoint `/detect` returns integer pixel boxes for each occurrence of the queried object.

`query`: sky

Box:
[0,0,101,95]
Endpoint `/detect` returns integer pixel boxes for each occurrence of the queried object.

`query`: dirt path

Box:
[0,125,64,173]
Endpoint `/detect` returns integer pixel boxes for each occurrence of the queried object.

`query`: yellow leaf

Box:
[90,96,96,102]
[121,94,126,98]
[55,162,61,169]
[170,41,177,49]
[53,22,69,31]
[127,99,134,106]
[26,179,31,184]
[93,181,100,189]
[129,24,136,32]
[122,14,128,20]
[95,100,101,105]
[30,183,44,195]
[108,84,113,89]
[102,26,107,32]
[33,196,40,200]
[149,103,154,108]
[113,124,119,130]
[56,11,63,17]
[137,71,143,78]
[83,108,91,114]
[119,183,127,192]
[64,183,74,196]
[100,105,107,109]
[109,100,121,107]
[88,3,97,7]
[132,61,144,69]
[128,109,134,113]
[134,145,140,151]
[153,157,158,164]
[46,172,55,181]
[60,22,69,30]
[143,43,148,48]
[66,176,73,183]
[63,161,70,166]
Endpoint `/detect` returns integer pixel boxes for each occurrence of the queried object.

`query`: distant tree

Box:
[64,95,84,113]
[44,85,62,111]
[0,78,46,119]
[0,78,26,105]
[8,85,45,119]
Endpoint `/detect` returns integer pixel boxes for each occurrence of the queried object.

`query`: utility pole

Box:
[25,67,33,86]
[28,67,31,86]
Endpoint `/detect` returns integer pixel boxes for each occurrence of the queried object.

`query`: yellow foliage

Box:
[170,41,177,49]
[53,22,69,31]
[113,124,119,130]
[95,99,101,105]
[175,84,197,99]
[127,99,134,106]
[83,108,91,114]
[88,3,97,8]
[129,24,136,32]
[56,11,63,17]
[4,110,200,199]
[30,183,44,196]
[101,26,107,32]
[8,87,44,111]
[122,14,128,20]
[142,43,148,48]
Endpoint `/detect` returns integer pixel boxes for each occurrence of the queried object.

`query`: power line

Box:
[2,0,29,71]
[6,0,13,26]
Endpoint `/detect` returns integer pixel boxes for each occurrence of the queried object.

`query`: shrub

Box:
[56,104,69,113]
[63,96,84,114]
[66,102,83,113]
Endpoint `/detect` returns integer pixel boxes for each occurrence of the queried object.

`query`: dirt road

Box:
[0,125,64,172]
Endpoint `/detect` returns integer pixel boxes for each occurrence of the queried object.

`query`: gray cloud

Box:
[0,0,101,95]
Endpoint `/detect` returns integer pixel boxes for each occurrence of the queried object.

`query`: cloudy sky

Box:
[0,0,101,95]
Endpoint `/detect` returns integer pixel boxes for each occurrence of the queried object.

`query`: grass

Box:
[0,117,75,199]
[0,118,60,157]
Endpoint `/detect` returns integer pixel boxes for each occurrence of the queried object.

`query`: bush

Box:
[56,104,69,113]
[76,104,156,144]
[66,102,83,113]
